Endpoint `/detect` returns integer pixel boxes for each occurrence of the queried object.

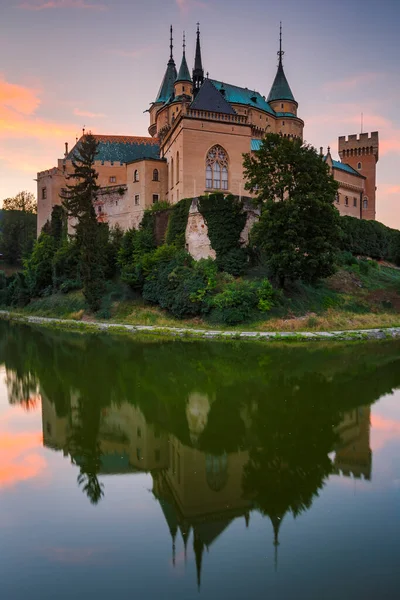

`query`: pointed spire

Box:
[193,22,204,96]
[176,31,192,83]
[193,531,204,591]
[270,515,284,573]
[267,23,296,104]
[155,26,178,104]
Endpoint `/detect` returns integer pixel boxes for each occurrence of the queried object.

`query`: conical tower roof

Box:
[155,26,177,104]
[267,24,296,104]
[176,32,192,83]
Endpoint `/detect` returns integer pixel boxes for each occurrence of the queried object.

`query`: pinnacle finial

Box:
[197,22,200,35]
[278,21,284,65]
[183,31,186,56]
[170,25,173,61]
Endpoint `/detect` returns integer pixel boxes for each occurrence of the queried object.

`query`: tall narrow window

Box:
[134,170,139,182]
[135,194,140,206]
[153,169,159,182]
[363,197,368,209]
[176,152,180,183]
[205,145,229,190]
[171,158,174,187]
[357,162,362,170]
[345,196,349,206]
[42,188,47,200]
[353,197,357,207]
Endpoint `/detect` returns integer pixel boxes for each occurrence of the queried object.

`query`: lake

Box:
[1,320,400,599]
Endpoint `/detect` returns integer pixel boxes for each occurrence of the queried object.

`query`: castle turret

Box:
[267,24,298,117]
[338,132,379,220]
[149,26,177,136]
[192,23,204,97]
[174,32,192,98]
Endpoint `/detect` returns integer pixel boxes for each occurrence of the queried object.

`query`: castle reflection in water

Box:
[41,392,371,587]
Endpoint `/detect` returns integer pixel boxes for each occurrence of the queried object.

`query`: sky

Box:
[0,0,399,228]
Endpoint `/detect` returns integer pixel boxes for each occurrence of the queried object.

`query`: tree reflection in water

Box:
[1,320,400,583]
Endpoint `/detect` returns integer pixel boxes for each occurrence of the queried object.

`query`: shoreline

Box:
[1,310,400,342]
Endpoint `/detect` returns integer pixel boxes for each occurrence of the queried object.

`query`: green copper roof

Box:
[332,159,365,177]
[211,80,275,115]
[251,139,262,151]
[155,58,177,104]
[176,52,192,83]
[267,61,295,103]
[67,135,160,164]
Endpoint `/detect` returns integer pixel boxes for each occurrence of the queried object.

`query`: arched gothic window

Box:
[206,145,228,190]
[153,169,159,182]
[134,169,139,182]
[363,197,368,209]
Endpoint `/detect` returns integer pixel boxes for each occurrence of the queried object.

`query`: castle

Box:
[36,25,379,235]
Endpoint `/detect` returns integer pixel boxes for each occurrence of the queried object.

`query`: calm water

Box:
[1,322,400,600]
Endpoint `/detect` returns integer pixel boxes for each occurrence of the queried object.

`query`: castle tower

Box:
[267,24,298,118]
[338,132,379,220]
[148,26,177,136]
[174,32,192,98]
[192,23,204,97]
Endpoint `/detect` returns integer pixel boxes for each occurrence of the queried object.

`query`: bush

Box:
[5,272,30,307]
[24,233,57,298]
[339,215,398,261]
[209,278,275,325]
[217,247,248,276]
[119,227,157,289]
[143,251,217,318]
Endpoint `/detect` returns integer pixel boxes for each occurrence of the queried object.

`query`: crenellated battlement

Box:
[338,131,379,162]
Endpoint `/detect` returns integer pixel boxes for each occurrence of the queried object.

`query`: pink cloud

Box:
[73,108,106,118]
[176,0,208,14]
[19,0,107,10]
[370,414,400,451]
[323,72,380,92]
[0,431,46,489]
[0,74,41,115]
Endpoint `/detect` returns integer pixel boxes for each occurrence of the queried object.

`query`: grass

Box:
[2,261,400,333]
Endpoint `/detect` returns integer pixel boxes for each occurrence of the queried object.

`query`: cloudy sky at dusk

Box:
[0,0,399,227]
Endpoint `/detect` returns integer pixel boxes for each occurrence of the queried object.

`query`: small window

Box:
[282,121,285,126]
[152,194,159,204]
[281,103,284,109]
[183,86,185,92]
[345,196,349,206]
[357,162,362,170]
[115,200,118,207]
[353,197,357,207]
[42,187,47,199]
[363,197,368,209]
[109,176,116,183]
[98,206,102,213]
[153,169,159,182]
[135,194,140,206]
[134,169,139,182]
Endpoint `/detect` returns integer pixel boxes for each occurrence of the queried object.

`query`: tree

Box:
[0,210,37,265]
[61,133,105,311]
[3,191,37,214]
[243,133,340,285]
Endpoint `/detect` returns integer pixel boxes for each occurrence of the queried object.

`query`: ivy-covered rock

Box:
[198,193,247,275]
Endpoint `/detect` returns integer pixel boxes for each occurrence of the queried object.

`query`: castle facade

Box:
[36,25,379,234]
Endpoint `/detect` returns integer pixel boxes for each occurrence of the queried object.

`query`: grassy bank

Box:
[3,261,400,333]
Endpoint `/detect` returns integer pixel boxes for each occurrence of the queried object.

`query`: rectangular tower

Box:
[338,132,379,220]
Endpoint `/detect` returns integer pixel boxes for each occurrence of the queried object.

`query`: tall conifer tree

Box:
[61,133,104,311]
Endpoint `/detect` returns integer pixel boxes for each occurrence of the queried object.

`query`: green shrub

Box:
[337,251,358,266]
[143,251,217,318]
[339,215,398,261]
[209,278,275,325]
[5,272,30,307]
[24,233,57,298]
[52,239,80,290]
[217,247,248,276]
